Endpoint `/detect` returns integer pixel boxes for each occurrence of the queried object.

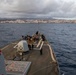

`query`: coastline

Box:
[0,19,76,24]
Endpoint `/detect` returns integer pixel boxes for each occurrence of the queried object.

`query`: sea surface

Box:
[0,23,76,75]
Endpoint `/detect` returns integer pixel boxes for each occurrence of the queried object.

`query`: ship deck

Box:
[1,40,59,75]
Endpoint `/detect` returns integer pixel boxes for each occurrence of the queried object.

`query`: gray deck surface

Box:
[1,40,59,75]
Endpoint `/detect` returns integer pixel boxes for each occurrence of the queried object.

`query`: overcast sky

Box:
[0,0,76,19]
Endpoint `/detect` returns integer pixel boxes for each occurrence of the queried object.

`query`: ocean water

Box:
[0,23,76,75]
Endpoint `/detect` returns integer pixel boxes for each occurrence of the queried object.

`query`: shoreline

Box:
[0,19,76,24]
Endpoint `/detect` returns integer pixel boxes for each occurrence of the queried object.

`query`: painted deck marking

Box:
[1,45,9,50]
[47,44,56,62]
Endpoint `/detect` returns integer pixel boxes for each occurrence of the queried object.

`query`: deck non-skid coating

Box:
[27,45,59,75]
[1,41,59,75]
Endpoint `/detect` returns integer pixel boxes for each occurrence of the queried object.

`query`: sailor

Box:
[41,34,46,41]
[33,31,41,41]
[27,36,34,50]
[22,35,25,40]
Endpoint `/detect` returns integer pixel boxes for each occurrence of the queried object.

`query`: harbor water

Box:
[0,23,76,75]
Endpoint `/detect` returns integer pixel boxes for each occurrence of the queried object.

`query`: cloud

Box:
[0,0,76,19]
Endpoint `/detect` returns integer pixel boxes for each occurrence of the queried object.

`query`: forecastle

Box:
[0,19,76,23]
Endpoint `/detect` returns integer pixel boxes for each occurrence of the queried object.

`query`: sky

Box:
[0,0,76,19]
